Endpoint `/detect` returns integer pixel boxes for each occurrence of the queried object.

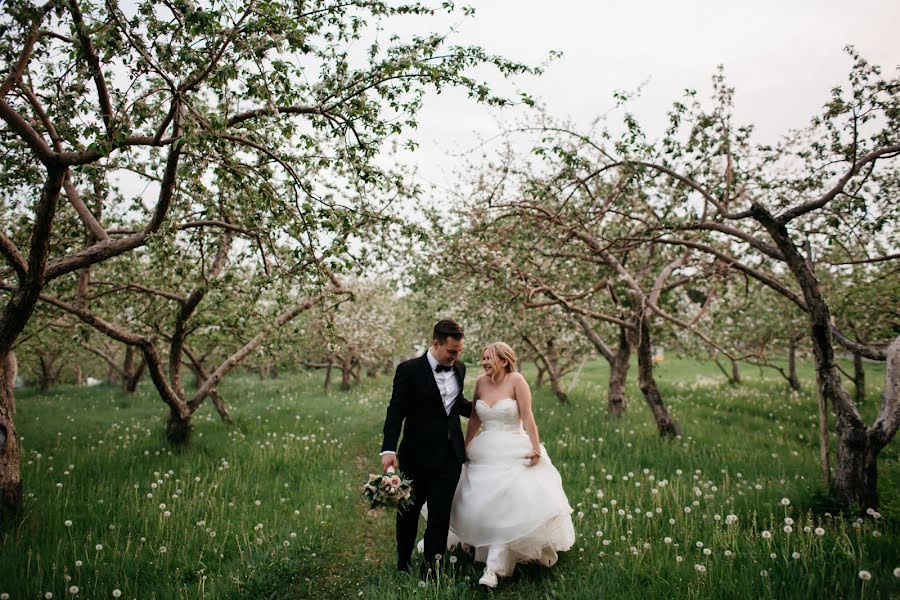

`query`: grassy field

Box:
[1,357,898,599]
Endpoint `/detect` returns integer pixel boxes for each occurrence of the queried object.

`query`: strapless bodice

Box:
[476,398,524,432]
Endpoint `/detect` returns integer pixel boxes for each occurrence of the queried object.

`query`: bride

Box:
[450,341,575,588]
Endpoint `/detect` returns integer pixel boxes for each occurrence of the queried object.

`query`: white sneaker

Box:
[478,568,498,588]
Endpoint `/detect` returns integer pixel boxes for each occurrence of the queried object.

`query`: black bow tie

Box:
[435,364,453,373]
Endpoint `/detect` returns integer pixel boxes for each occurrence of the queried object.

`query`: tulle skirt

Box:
[449,429,575,576]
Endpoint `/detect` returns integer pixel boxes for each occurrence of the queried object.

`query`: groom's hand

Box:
[381,453,399,472]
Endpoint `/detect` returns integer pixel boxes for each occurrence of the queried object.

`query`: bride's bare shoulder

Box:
[511,372,527,383]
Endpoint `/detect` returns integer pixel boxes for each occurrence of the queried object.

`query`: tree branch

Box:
[778,144,900,223]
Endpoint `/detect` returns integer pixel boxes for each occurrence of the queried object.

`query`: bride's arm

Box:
[464,377,482,447]
[514,373,542,465]
[464,410,481,448]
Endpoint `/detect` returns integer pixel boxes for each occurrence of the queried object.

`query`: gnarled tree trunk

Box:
[634,314,677,437]
[853,353,865,404]
[607,329,631,418]
[754,206,897,512]
[0,350,20,520]
[787,336,801,391]
[534,362,546,387]
[339,354,352,391]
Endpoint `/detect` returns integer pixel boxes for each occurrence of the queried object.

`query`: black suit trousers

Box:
[396,440,462,571]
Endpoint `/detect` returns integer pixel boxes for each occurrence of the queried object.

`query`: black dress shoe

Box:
[397,561,412,574]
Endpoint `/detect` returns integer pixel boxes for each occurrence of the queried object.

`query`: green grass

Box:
[1,357,897,599]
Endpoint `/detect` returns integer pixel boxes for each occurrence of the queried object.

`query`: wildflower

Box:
[95,544,103,551]
[694,564,707,573]
[45,594,53,599]
[69,587,79,595]
[449,556,458,564]
[893,567,900,578]
[770,553,777,559]
[418,581,426,588]
[676,555,683,562]
[159,546,167,554]
[781,498,790,506]
[858,571,872,581]
[792,552,800,559]
[75,560,83,567]
[64,520,73,527]
[761,530,772,540]
[760,570,768,577]
[725,514,738,525]
[724,550,733,557]
[112,591,122,598]
[783,526,793,534]
[814,527,825,536]
[696,541,704,548]
[703,548,712,555]
[664,537,672,544]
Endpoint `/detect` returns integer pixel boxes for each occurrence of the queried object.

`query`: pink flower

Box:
[390,476,402,487]
[382,476,392,485]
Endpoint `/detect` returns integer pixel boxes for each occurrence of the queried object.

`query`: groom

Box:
[380,319,472,575]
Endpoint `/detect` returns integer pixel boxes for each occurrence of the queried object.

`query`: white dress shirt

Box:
[381,349,460,457]
[426,349,460,415]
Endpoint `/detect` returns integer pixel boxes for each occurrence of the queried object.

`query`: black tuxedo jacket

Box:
[381,353,472,474]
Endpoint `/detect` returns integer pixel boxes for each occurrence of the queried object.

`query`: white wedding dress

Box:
[449,397,575,577]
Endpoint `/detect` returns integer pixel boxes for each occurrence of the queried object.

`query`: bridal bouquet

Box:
[362,466,414,511]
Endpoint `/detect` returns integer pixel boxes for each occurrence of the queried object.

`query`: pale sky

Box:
[390,0,900,197]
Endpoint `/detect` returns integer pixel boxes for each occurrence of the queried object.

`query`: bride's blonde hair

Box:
[482,342,517,382]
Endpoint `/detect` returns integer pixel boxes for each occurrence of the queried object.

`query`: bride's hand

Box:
[525,451,541,466]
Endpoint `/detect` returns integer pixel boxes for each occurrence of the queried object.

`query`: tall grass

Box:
[1,358,897,599]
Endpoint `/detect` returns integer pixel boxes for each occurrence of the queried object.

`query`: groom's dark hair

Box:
[433,319,464,344]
